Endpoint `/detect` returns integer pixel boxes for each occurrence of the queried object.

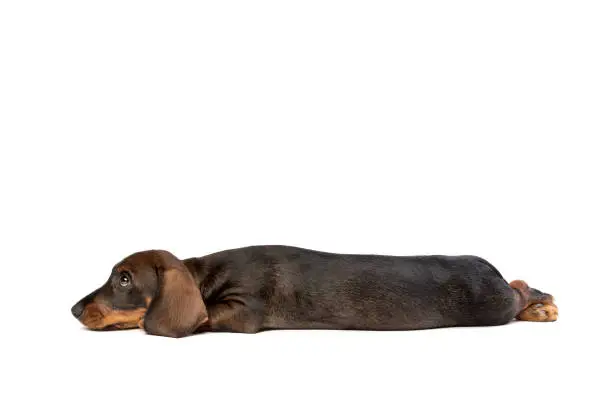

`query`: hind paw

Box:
[517,303,558,322]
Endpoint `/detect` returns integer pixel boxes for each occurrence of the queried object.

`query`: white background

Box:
[1,1,610,407]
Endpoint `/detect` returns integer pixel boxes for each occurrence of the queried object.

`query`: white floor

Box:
[5,306,601,408]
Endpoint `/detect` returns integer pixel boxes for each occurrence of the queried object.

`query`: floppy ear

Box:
[143,265,208,338]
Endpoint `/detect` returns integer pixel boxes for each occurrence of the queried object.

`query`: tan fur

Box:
[510,279,558,322]
[516,303,558,322]
[137,297,152,329]
[81,302,147,330]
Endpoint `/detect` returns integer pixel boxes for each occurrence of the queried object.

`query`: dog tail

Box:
[509,280,558,322]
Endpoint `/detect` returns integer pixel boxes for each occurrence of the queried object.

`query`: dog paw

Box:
[517,303,558,322]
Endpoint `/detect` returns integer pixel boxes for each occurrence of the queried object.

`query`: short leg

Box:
[510,280,558,322]
[196,298,263,334]
[517,303,558,322]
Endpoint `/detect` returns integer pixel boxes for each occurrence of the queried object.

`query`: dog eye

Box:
[119,272,131,287]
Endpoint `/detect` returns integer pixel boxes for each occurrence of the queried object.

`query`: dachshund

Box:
[71,245,558,338]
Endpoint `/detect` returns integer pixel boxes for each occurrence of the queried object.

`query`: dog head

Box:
[71,250,208,337]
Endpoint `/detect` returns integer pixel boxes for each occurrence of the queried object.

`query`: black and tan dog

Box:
[71,245,558,338]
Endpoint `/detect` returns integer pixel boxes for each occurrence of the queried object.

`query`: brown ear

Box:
[143,265,208,338]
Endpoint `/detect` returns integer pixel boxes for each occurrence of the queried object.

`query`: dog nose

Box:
[71,302,84,319]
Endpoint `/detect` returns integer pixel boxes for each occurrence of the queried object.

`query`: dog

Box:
[71,245,558,338]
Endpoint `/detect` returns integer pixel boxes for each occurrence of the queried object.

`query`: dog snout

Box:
[71,301,85,319]
[72,290,98,320]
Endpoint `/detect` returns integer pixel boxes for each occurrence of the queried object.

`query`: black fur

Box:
[184,245,519,332]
